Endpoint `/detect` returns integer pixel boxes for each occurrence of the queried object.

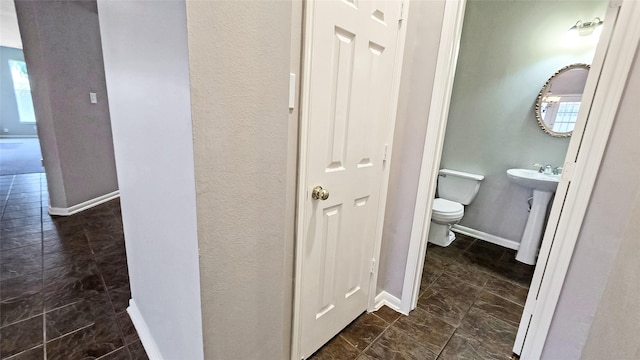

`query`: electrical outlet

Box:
[2,128,8,133]
[90,92,97,104]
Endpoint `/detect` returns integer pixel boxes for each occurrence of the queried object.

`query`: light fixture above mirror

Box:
[569,18,603,36]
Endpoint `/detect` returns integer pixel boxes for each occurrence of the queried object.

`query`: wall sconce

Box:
[569,18,603,36]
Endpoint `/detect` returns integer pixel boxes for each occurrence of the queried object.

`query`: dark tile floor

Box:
[0,173,147,360]
[311,234,535,360]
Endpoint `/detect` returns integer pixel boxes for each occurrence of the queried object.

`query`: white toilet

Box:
[428,169,484,247]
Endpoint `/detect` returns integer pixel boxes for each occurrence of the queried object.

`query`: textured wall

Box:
[440,0,606,242]
[97,1,204,359]
[378,0,446,298]
[15,0,118,208]
[581,189,640,359]
[0,46,38,136]
[542,46,640,359]
[186,1,295,358]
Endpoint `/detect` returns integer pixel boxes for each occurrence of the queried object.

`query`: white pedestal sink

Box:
[507,169,560,265]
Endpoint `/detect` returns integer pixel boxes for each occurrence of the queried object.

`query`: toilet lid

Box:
[432,198,464,214]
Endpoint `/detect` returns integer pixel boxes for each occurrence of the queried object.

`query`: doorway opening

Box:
[0,0,43,177]
[403,1,640,359]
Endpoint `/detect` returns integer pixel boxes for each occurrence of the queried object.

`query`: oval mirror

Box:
[535,63,590,137]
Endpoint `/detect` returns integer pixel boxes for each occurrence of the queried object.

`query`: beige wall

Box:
[186,1,298,358]
[378,0,446,299]
[16,0,119,209]
[581,189,640,359]
[542,47,640,358]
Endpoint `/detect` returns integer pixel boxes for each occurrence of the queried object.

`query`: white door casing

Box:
[293,0,406,358]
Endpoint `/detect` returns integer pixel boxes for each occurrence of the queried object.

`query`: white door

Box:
[295,0,404,358]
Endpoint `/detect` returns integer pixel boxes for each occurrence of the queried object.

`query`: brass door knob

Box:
[312,185,330,200]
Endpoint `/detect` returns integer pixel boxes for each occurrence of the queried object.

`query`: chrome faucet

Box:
[533,163,561,175]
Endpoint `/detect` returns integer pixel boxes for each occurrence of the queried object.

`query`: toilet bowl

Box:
[428,198,464,247]
[428,169,484,247]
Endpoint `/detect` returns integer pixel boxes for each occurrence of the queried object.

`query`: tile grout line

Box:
[356,312,401,358]
[40,174,48,360]
[434,277,485,358]
[425,250,491,358]
[95,228,131,357]
[45,321,96,344]
[3,343,42,360]
[96,346,127,360]
[0,312,43,329]
[0,175,16,220]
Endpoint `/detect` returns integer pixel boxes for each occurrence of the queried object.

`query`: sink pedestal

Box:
[516,189,553,265]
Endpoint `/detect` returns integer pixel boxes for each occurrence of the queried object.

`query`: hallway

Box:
[0,173,146,359]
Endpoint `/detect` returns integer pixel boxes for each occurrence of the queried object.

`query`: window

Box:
[552,101,581,133]
[8,60,37,124]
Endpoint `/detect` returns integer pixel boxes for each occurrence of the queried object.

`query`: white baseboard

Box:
[452,224,520,250]
[128,299,163,360]
[373,291,407,315]
[48,190,119,216]
[0,135,38,138]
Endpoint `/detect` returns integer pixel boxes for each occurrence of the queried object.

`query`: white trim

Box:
[291,0,316,355]
[373,291,405,315]
[48,190,119,216]
[451,224,519,251]
[521,2,640,359]
[367,0,410,312]
[127,299,163,360]
[400,0,467,315]
[0,135,39,138]
[291,1,410,359]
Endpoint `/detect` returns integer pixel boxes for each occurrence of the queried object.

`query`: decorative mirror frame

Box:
[535,63,590,138]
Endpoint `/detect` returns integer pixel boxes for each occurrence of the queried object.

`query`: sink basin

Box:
[507,168,560,192]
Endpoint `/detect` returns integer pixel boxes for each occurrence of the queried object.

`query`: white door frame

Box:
[401,1,640,360]
[291,1,410,359]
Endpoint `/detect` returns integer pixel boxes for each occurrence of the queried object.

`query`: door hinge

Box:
[289,73,296,110]
[383,144,388,161]
[610,0,622,8]
[370,258,376,274]
[399,1,405,22]
[562,161,577,181]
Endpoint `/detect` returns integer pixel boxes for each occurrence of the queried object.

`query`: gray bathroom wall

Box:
[15,0,118,209]
[542,45,640,359]
[378,0,446,298]
[0,46,38,136]
[440,0,606,243]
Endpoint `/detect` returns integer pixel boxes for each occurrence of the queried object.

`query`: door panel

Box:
[298,0,402,358]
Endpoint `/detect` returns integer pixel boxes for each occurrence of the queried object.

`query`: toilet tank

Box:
[437,169,485,205]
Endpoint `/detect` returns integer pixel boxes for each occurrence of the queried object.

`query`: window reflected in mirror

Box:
[535,63,590,137]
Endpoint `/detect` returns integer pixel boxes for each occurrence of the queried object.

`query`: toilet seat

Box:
[432,198,464,223]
